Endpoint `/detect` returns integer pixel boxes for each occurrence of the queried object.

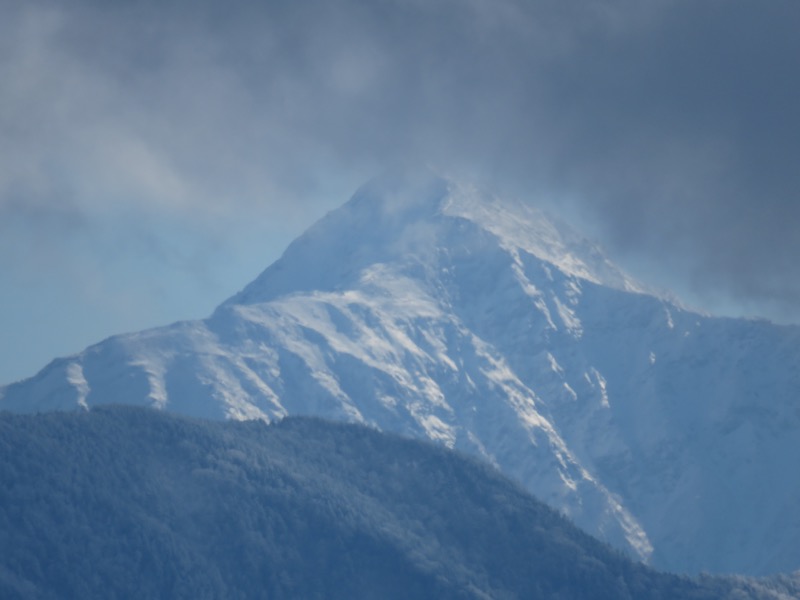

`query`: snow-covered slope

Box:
[3,169,800,576]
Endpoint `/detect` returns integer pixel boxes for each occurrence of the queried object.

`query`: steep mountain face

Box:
[3,169,800,576]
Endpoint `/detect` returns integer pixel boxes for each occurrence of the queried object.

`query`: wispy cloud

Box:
[3,0,800,323]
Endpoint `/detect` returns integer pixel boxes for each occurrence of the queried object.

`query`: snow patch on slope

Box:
[65,363,90,409]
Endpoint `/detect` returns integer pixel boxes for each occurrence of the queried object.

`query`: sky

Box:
[2,0,800,385]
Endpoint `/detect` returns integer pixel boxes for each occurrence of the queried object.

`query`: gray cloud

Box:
[3,0,800,322]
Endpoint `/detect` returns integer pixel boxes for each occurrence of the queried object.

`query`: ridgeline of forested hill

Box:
[0,407,797,599]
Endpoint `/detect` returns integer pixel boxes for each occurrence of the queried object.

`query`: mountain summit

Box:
[227,169,643,307]
[3,170,800,575]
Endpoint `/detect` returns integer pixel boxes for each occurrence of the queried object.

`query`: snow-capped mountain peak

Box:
[3,171,800,577]
[227,168,644,308]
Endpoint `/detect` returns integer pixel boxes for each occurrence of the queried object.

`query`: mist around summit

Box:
[3,0,800,388]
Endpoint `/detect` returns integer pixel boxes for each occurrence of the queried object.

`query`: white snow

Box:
[65,362,90,409]
[3,168,800,576]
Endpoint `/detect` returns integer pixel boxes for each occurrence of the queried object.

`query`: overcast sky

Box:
[2,0,799,384]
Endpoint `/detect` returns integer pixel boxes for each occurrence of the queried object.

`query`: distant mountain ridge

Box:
[3,169,800,576]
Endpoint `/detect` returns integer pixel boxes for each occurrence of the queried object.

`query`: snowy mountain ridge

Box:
[3,169,800,576]
[227,170,646,308]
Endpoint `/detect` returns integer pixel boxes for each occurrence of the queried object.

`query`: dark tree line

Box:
[0,406,796,599]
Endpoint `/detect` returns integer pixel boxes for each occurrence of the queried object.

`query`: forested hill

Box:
[0,407,797,599]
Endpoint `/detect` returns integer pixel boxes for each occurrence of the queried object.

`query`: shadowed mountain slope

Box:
[1,407,798,599]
